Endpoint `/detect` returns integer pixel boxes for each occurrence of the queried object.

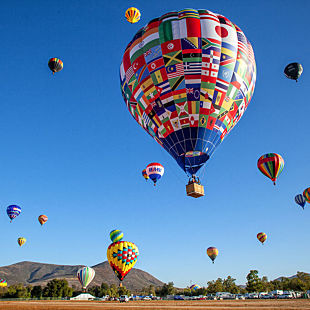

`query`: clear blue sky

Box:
[0,0,309,288]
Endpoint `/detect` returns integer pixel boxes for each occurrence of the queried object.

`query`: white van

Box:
[120,295,129,302]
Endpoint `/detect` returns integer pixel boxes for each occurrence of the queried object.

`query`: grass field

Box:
[0,299,309,310]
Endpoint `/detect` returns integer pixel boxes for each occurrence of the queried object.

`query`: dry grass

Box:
[0,299,309,310]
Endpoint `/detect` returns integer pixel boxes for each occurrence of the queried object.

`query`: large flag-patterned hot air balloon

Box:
[7,205,21,222]
[257,232,267,245]
[146,163,164,186]
[303,188,310,203]
[17,237,26,247]
[107,241,139,284]
[77,267,95,290]
[120,8,256,186]
[125,7,141,24]
[207,247,218,263]
[257,153,284,185]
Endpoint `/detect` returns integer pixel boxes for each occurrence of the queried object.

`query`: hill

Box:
[0,261,163,291]
[274,272,310,282]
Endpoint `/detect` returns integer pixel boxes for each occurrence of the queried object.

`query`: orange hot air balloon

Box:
[257,232,267,245]
[38,215,48,226]
[207,247,218,264]
[125,7,141,24]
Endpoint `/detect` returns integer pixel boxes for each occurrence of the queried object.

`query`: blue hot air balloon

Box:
[295,194,306,210]
[6,205,21,222]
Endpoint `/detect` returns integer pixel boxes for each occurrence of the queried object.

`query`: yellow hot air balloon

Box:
[107,241,139,284]
[257,232,267,245]
[125,7,141,24]
[207,247,218,264]
[17,237,26,247]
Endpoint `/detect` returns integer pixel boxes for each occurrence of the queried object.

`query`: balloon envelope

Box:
[295,194,306,209]
[0,279,7,287]
[125,7,141,24]
[110,230,124,243]
[17,237,26,247]
[120,8,256,177]
[77,267,95,290]
[146,163,164,185]
[207,247,218,263]
[257,232,267,244]
[142,169,149,180]
[257,153,284,184]
[38,215,48,225]
[190,284,201,290]
[284,63,303,81]
[303,188,310,203]
[48,58,63,74]
[7,205,21,222]
[107,241,139,281]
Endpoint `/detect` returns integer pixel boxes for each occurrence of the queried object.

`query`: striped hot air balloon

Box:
[303,188,310,203]
[142,169,149,181]
[17,237,26,247]
[207,247,218,264]
[190,284,201,291]
[110,230,124,243]
[38,215,48,226]
[295,194,306,210]
[7,205,21,222]
[125,7,141,24]
[257,153,284,185]
[257,232,267,245]
[77,267,95,290]
[0,279,7,287]
[48,58,63,74]
[146,163,164,186]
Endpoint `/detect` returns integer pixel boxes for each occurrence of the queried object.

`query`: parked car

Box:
[120,295,129,302]
[142,296,152,301]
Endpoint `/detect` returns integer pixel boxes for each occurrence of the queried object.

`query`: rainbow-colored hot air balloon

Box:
[295,194,306,210]
[77,267,95,290]
[38,215,48,226]
[48,58,63,74]
[257,232,267,245]
[207,247,218,264]
[146,163,164,186]
[7,205,21,222]
[257,153,284,185]
[190,284,201,291]
[142,168,149,181]
[0,279,7,288]
[17,237,26,247]
[125,7,141,24]
[110,230,124,243]
[303,188,310,203]
[107,241,139,284]
[120,8,256,187]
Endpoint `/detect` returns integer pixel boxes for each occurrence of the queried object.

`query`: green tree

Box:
[206,278,223,294]
[246,270,263,292]
[155,282,175,297]
[5,284,30,298]
[31,286,43,298]
[43,279,73,298]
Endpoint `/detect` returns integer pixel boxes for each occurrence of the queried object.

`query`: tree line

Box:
[0,270,309,298]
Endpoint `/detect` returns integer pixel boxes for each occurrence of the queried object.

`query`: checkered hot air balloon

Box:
[107,241,139,283]
[146,163,164,186]
[295,194,306,210]
[257,153,284,185]
[7,205,21,222]
[125,7,141,24]
[303,188,310,203]
[257,232,267,245]
[48,58,63,74]
[77,267,95,290]
[120,8,256,183]
[207,247,218,264]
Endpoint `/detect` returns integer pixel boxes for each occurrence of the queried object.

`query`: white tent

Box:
[70,293,96,300]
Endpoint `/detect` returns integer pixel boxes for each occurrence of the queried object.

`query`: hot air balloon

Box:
[107,241,139,285]
[48,58,63,74]
[0,279,7,288]
[125,7,141,24]
[207,247,218,264]
[145,163,164,186]
[110,230,124,243]
[284,63,303,82]
[142,169,149,181]
[303,188,310,203]
[257,232,267,245]
[7,205,21,222]
[190,284,201,290]
[257,153,284,185]
[295,194,306,210]
[77,267,95,291]
[17,237,26,247]
[38,215,48,226]
[120,9,256,197]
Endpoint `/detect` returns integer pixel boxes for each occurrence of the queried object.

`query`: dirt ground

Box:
[0,300,309,310]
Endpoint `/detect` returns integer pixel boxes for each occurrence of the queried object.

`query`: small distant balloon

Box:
[295,194,306,210]
[257,153,284,185]
[48,58,63,74]
[190,284,201,291]
[0,279,7,287]
[38,215,48,226]
[146,163,164,186]
[207,247,218,264]
[142,169,149,181]
[110,230,123,243]
[7,205,21,222]
[17,237,26,247]
[303,188,310,203]
[284,63,303,82]
[125,7,141,24]
[257,232,267,245]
